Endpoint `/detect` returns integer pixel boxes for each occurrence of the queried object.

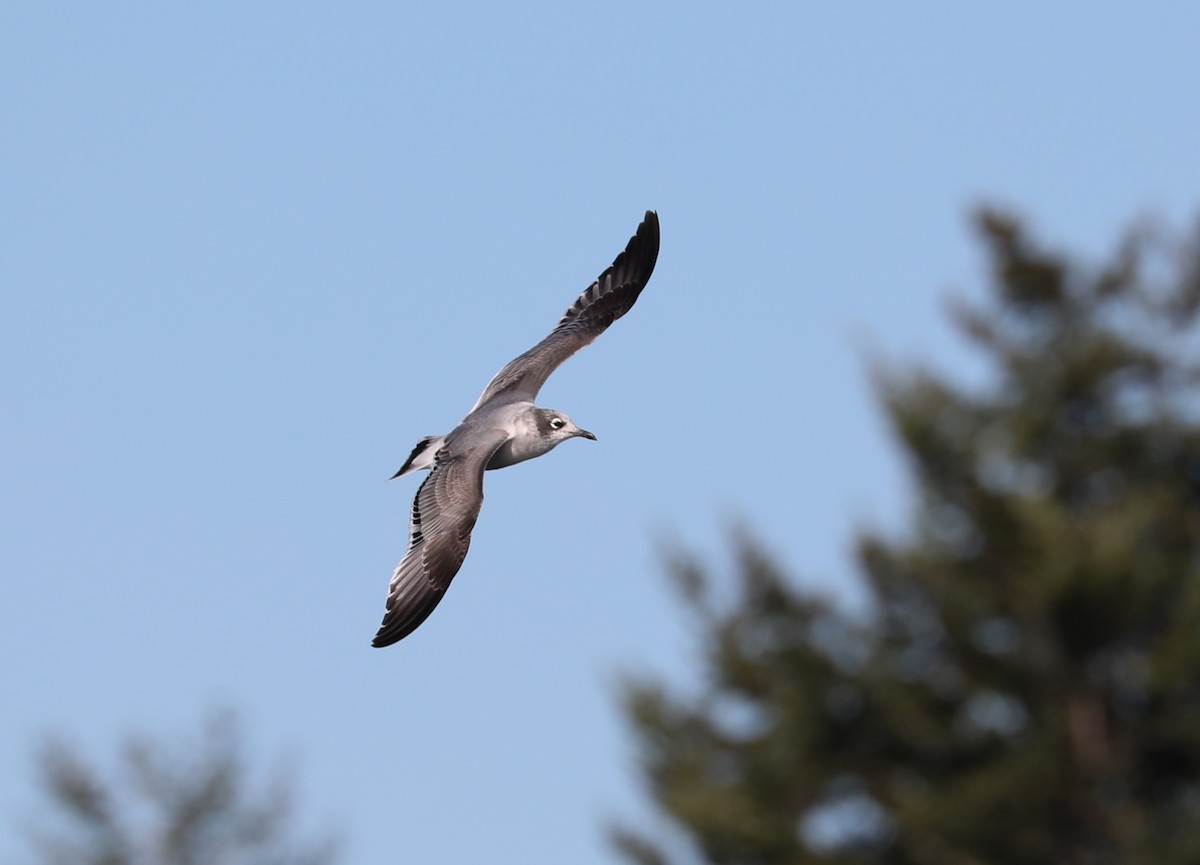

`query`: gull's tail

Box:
[390,436,444,479]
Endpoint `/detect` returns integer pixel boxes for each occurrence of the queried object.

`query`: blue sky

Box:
[3,3,1199,863]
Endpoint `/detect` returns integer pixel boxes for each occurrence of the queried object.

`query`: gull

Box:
[372,211,660,647]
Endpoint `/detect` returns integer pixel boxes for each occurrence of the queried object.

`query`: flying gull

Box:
[372,211,660,647]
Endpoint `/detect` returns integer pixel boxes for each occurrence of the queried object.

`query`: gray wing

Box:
[371,428,510,647]
[470,210,660,411]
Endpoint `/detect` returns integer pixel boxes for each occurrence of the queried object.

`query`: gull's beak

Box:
[577,427,597,441]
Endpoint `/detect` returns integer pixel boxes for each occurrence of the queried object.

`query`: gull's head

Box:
[536,409,597,445]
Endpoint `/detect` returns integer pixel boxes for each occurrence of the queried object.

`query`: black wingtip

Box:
[617,209,660,288]
[371,617,405,648]
[637,210,660,255]
[370,612,429,648]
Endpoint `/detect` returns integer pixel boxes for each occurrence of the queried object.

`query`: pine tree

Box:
[23,712,336,865]
[614,210,1200,865]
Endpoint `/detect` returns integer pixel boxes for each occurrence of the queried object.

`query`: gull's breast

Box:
[479,405,549,471]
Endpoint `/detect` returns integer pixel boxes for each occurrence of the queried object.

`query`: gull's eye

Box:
[550,417,565,430]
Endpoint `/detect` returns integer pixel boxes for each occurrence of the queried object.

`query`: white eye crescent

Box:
[550,417,565,430]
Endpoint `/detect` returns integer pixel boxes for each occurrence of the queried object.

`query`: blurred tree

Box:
[23,712,336,865]
[614,210,1200,865]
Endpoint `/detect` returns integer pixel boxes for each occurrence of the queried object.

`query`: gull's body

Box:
[372,211,660,647]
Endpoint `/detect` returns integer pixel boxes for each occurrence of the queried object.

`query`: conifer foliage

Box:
[615,211,1200,865]
[24,713,336,865]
